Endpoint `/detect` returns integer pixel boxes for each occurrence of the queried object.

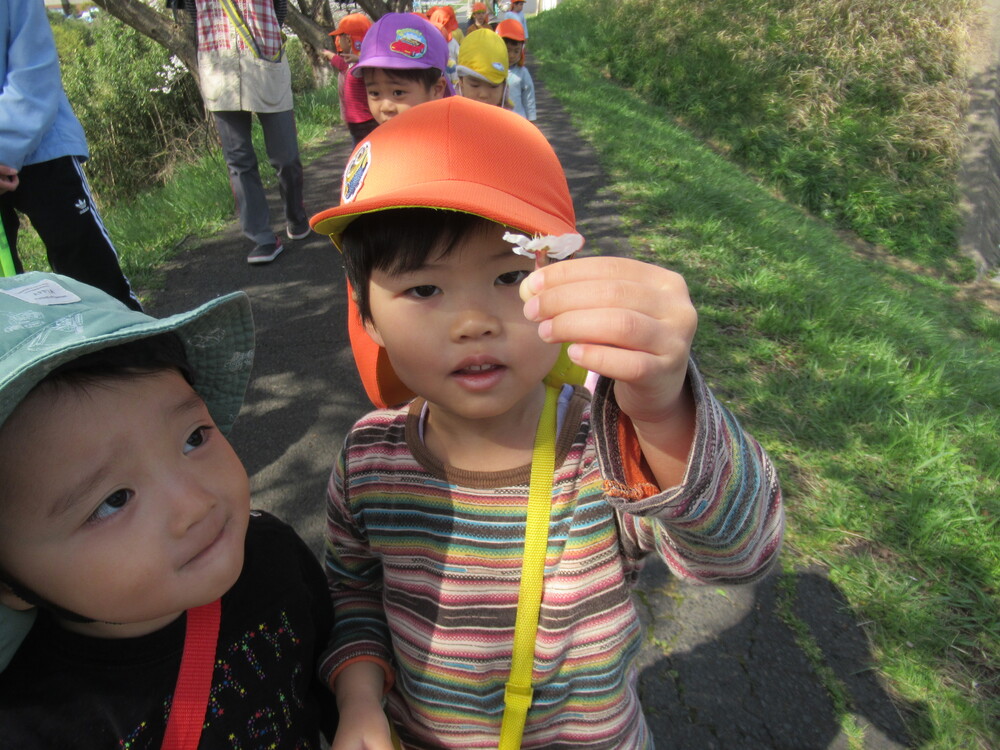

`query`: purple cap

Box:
[354,13,448,77]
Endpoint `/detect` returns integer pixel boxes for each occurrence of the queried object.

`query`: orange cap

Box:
[495,18,525,41]
[310,97,579,407]
[431,18,452,42]
[428,5,459,32]
[472,2,488,12]
[329,12,372,40]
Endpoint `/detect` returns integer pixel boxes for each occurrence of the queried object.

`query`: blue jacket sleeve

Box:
[0,0,68,169]
[523,67,537,121]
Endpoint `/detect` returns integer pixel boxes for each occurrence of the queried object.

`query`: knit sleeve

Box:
[593,360,784,584]
[318,444,395,688]
[328,53,349,74]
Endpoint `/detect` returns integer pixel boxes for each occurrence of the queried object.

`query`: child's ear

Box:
[431,76,448,100]
[363,318,386,347]
[0,583,36,613]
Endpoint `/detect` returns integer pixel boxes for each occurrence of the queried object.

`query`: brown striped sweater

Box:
[321,364,783,749]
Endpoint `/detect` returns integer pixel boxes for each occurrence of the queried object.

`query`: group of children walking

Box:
[326,6,537,145]
[0,4,784,749]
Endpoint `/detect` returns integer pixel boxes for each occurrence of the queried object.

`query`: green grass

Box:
[14,83,343,293]
[531,5,998,747]
[545,0,978,268]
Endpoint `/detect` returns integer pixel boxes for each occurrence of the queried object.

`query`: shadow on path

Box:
[635,561,928,748]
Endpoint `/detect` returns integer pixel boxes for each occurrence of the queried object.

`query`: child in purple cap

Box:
[355,12,454,125]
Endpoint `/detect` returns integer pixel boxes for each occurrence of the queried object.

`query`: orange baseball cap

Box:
[329,13,372,43]
[428,5,460,32]
[472,1,489,12]
[310,97,579,407]
[495,18,525,41]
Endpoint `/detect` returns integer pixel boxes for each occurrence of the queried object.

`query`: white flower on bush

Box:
[504,232,584,264]
[151,56,188,95]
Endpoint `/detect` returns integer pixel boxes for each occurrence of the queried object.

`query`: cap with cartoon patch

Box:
[309,97,581,408]
[354,12,450,78]
[312,96,575,244]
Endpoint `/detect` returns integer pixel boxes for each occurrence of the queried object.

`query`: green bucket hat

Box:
[0,272,255,670]
[0,272,255,435]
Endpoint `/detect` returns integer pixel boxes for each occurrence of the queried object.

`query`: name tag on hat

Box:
[1,280,81,306]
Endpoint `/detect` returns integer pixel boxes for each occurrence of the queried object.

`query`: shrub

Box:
[543,0,976,263]
[51,12,211,202]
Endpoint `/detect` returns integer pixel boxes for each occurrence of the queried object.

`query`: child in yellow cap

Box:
[309,97,783,750]
[456,28,509,108]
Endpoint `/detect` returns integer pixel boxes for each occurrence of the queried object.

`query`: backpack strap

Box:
[218,0,282,61]
[498,384,558,749]
[161,598,222,750]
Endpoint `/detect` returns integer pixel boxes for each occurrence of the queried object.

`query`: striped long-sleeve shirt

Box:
[321,364,783,749]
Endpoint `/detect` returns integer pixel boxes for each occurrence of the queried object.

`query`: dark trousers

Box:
[0,155,141,310]
[213,109,307,246]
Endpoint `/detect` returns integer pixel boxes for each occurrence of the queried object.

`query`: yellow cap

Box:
[456,28,508,85]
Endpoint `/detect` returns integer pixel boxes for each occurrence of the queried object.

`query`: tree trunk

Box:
[90,0,396,89]
[91,0,199,84]
[61,0,74,16]
[354,0,391,21]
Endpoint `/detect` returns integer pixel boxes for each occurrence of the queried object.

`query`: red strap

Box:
[161,599,222,750]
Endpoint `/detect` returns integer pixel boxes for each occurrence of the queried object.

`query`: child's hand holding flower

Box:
[519,255,698,488]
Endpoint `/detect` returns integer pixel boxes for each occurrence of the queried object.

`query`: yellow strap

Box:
[218,0,282,62]
[498,385,559,750]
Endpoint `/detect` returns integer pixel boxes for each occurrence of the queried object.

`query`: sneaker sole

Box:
[287,227,311,240]
[247,246,284,264]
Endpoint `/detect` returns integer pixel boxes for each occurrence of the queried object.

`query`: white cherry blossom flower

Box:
[504,232,584,262]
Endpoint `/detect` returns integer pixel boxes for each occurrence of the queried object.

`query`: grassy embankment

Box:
[530,1,996,747]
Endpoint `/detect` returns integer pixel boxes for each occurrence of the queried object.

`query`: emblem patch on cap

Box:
[389,28,427,59]
[492,62,505,73]
[342,141,371,204]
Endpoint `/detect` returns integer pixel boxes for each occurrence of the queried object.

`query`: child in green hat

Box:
[0,273,337,747]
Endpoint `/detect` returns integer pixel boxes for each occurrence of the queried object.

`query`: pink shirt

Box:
[330,55,374,125]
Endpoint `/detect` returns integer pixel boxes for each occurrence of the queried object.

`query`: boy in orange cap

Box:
[501,0,529,40]
[322,13,377,145]
[310,97,783,749]
[496,18,535,120]
[429,5,464,44]
[465,1,491,33]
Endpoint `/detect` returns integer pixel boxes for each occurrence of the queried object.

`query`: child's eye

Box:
[183,426,212,455]
[406,285,440,299]
[392,89,408,98]
[89,489,133,523]
[496,270,529,286]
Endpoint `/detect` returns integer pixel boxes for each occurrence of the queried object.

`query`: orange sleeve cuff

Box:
[327,655,396,696]
[608,414,660,501]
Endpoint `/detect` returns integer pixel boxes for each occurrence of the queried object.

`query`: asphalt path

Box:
[145,75,924,749]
